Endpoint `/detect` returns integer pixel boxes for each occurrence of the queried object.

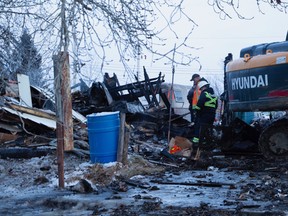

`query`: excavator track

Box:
[258,117,288,160]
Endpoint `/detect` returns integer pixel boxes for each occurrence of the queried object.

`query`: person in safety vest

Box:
[192,79,218,148]
[187,74,207,123]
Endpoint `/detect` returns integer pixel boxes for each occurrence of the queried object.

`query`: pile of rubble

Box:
[1,72,288,215]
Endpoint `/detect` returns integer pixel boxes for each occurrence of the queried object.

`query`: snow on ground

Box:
[1,150,288,215]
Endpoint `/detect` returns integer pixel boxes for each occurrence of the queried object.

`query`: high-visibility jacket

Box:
[194,88,218,116]
[192,85,201,109]
[192,87,218,142]
[187,84,201,110]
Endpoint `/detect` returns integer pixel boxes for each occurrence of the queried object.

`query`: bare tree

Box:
[0,25,17,77]
[0,1,199,83]
[208,0,287,20]
[0,0,286,84]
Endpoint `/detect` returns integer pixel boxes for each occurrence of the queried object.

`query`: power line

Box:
[96,65,224,75]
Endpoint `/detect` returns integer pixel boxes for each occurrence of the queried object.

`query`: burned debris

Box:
[0,75,87,158]
[0,65,286,163]
[72,68,193,140]
[0,68,194,161]
[0,70,288,216]
[0,67,279,161]
[72,69,165,114]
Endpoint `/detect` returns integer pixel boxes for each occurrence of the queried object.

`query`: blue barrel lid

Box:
[86,111,120,118]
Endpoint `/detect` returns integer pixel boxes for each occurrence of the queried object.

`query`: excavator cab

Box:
[221,33,288,160]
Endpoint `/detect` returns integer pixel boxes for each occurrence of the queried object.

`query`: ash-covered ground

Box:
[0,147,288,216]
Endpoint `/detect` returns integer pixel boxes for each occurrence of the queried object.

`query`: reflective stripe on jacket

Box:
[204,92,217,108]
[195,90,217,111]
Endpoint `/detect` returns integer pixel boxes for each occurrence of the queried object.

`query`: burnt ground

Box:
[0,112,287,215]
[0,145,288,216]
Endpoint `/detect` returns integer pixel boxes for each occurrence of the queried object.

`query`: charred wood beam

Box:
[0,147,53,159]
[7,103,56,120]
[108,76,162,92]
[143,67,153,106]
[105,74,165,103]
[112,92,144,102]
[154,72,163,98]
[150,180,235,188]
[143,67,159,107]
[159,88,171,111]
[148,160,179,167]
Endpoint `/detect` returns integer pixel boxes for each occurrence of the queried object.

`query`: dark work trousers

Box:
[193,113,215,143]
[190,108,197,122]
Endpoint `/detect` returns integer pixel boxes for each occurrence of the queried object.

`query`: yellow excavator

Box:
[221,32,288,160]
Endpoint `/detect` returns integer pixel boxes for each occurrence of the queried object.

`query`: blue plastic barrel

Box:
[87,111,120,163]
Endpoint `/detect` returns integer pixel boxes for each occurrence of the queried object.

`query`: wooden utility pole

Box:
[167,65,175,143]
[167,44,177,143]
[116,112,129,165]
[53,51,73,188]
[117,112,126,163]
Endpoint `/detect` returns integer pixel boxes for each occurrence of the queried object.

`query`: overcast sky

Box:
[93,1,288,89]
